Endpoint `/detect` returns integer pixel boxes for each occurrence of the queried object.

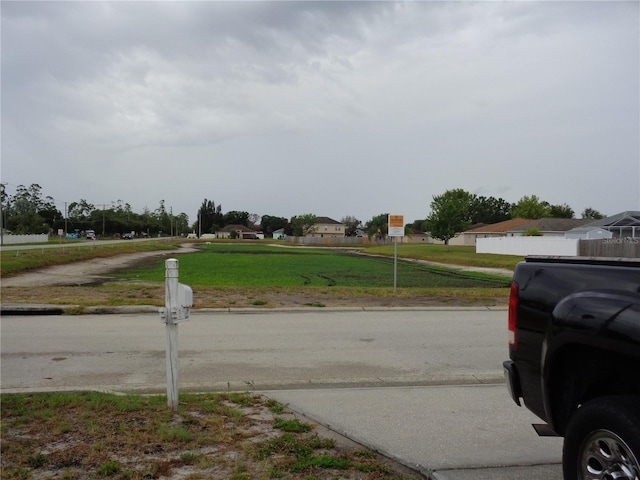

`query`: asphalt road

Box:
[0,308,563,479]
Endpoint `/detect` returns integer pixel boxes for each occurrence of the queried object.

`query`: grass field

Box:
[117,244,511,289]
[366,243,522,270]
[0,241,517,308]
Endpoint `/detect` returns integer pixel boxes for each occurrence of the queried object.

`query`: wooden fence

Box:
[579,238,640,258]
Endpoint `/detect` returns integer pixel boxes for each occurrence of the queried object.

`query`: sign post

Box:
[388,215,404,292]
[160,259,193,410]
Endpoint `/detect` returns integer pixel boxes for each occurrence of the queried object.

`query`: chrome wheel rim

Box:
[579,429,640,480]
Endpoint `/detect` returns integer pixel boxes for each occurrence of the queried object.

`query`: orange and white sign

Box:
[388,214,404,237]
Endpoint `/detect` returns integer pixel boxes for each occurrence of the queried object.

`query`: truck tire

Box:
[563,396,640,480]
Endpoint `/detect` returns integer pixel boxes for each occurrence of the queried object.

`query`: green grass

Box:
[116,244,511,289]
[365,244,522,270]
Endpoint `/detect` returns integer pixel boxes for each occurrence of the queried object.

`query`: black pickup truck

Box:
[503,256,640,480]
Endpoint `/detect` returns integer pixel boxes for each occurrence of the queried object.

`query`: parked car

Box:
[122,233,133,240]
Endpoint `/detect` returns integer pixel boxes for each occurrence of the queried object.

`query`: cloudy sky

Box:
[2,1,639,224]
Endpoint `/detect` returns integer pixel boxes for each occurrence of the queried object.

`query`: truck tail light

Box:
[508,281,519,348]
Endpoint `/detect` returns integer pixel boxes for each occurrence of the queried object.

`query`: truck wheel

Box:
[563,396,640,480]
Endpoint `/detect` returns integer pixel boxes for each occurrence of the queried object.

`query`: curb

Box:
[1,303,508,316]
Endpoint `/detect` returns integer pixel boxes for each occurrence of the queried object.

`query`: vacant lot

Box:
[1,242,516,309]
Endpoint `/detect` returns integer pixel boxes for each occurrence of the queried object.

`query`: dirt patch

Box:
[0,245,199,288]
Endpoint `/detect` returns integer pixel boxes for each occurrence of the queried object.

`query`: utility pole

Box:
[95,204,107,238]
[0,183,5,246]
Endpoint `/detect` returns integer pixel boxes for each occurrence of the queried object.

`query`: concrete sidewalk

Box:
[265,384,563,480]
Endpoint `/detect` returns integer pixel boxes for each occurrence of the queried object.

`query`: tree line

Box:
[1,184,605,242]
[0,184,189,237]
[421,189,605,244]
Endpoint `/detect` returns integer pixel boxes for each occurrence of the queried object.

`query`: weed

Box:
[28,452,48,468]
[180,451,204,464]
[97,460,122,476]
[291,454,352,472]
[266,399,287,414]
[160,425,195,443]
[354,447,378,458]
[303,302,326,307]
[254,433,335,460]
[273,417,312,433]
[251,299,268,306]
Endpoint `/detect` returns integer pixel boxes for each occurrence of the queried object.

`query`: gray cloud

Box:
[2,1,638,223]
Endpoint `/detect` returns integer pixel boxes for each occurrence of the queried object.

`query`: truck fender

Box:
[541,290,640,434]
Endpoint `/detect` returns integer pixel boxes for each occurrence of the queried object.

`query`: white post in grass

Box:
[161,258,192,411]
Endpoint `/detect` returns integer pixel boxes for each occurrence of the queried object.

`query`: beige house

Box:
[215,224,259,240]
[450,218,534,246]
[307,217,346,239]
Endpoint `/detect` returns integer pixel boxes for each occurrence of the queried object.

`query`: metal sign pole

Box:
[394,236,398,293]
[388,214,404,293]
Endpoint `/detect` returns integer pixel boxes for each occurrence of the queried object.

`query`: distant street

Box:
[0,237,167,252]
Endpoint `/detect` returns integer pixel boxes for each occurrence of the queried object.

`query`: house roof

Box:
[315,216,342,225]
[218,224,256,233]
[567,211,640,234]
[464,218,533,234]
[509,218,592,233]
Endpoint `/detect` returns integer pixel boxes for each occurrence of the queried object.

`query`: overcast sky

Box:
[2,1,639,224]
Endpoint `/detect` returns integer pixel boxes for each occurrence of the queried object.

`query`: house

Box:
[272,228,286,240]
[215,224,259,240]
[455,218,593,246]
[508,218,592,237]
[307,217,346,239]
[451,218,534,246]
[404,228,439,244]
[566,211,640,239]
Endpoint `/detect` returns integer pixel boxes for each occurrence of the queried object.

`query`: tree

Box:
[469,196,513,225]
[260,215,289,237]
[248,213,261,229]
[341,215,361,237]
[175,213,190,235]
[68,199,96,228]
[549,203,575,219]
[223,211,250,227]
[196,199,223,235]
[5,184,62,234]
[408,219,427,232]
[364,213,389,240]
[425,189,474,245]
[582,207,605,220]
[511,195,550,219]
[290,214,317,236]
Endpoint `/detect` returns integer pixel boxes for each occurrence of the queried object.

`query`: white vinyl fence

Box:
[1,234,49,245]
[476,237,579,256]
